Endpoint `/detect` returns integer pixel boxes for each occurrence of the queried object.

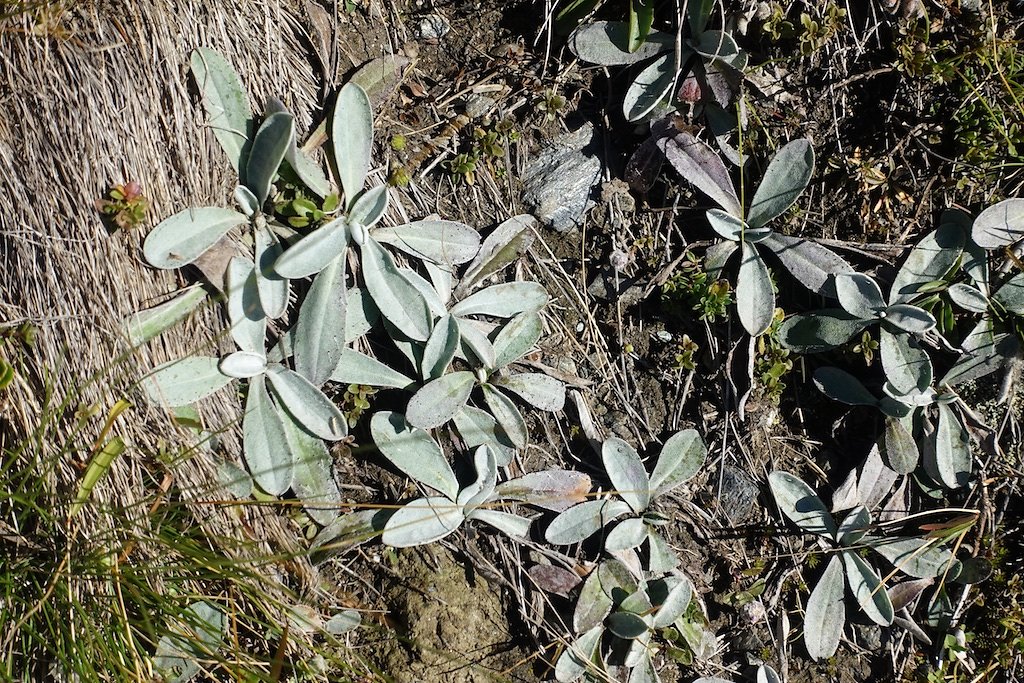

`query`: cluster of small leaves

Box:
[769,471,988,662]
[761,1,846,54]
[661,251,732,323]
[753,308,792,402]
[272,184,340,229]
[569,1,746,125]
[95,180,149,231]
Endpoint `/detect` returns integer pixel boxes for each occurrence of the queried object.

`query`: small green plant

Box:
[272,185,340,229]
[341,383,375,428]
[661,250,733,322]
[769,471,964,661]
[797,3,845,55]
[754,308,792,402]
[538,88,567,122]
[661,133,854,335]
[95,180,149,231]
[570,1,747,123]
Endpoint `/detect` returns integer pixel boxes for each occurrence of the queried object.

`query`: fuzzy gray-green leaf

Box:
[245,111,293,205]
[842,550,894,626]
[254,225,289,318]
[603,437,651,514]
[330,348,414,389]
[294,255,347,386]
[880,327,932,396]
[370,411,458,500]
[458,214,537,295]
[124,286,208,345]
[361,237,433,341]
[554,625,603,683]
[883,415,919,474]
[273,216,350,279]
[381,497,464,547]
[348,185,389,229]
[623,52,678,122]
[332,83,373,207]
[889,222,964,304]
[835,273,886,320]
[492,311,543,368]
[779,309,868,352]
[804,554,845,661]
[406,371,475,431]
[451,282,548,318]
[279,402,342,525]
[813,367,878,407]
[747,139,814,229]
[143,356,232,408]
[759,233,854,297]
[265,366,347,441]
[865,535,954,579]
[482,384,529,448]
[649,429,706,495]
[545,499,632,545]
[420,314,460,380]
[934,402,971,488]
[494,373,565,412]
[883,304,937,334]
[143,208,247,270]
[190,48,253,173]
[737,242,775,336]
[242,374,292,496]
[768,471,837,538]
[972,198,1024,249]
[947,283,989,313]
[571,20,674,66]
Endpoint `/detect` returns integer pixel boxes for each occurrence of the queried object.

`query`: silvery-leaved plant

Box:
[769,471,959,661]
[659,132,854,335]
[545,431,707,573]
[693,664,782,683]
[781,221,978,488]
[935,201,1024,392]
[370,414,591,547]
[555,555,699,683]
[570,0,747,124]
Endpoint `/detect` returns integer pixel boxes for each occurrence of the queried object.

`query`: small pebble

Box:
[418,14,450,41]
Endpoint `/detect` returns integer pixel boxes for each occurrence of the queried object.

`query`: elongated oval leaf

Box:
[419,314,460,380]
[245,112,294,205]
[835,273,886,320]
[370,411,458,500]
[737,243,775,336]
[653,576,693,627]
[265,366,347,441]
[603,437,651,514]
[372,220,481,266]
[154,600,227,683]
[545,499,632,545]
[468,508,533,539]
[759,233,854,297]
[623,52,678,122]
[882,304,937,334]
[604,518,649,552]
[941,318,1018,386]
[218,351,266,379]
[348,185,389,228]
[458,445,499,510]
[273,217,350,279]
[495,373,565,411]
[242,374,292,495]
[451,282,548,318]
[453,405,516,465]
[458,214,537,295]
[406,371,475,431]
[813,367,878,406]
[890,222,965,304]
[768,471,837,538]
[190,48,253,172]
[278,401,342,525]
[254,225,289,318]
[706,208,748,241]
[747,139,814,229]
[836,505,871,546]
[381,496,464,547]
[361,238,434,341]
[345,287,380,342]
[124,286,207,345]
[972,198,1024,249]
[865,535,954,579]
[841,550,894,626]
[804,555,845,661]
[225,257,266,353]
[608,611,648,639]
[143,356,232,407]
[883,416,919,474]
[494,469,591,511]
[554,626,603,683]
[332,83,373,207]
[492,311,543,368]
[398,267,448,318]
[647,529,679,573]
[482,384,529,449]
[649,429,706,495]
[880,328,932,396]
[933,402,971,488]
[947,283,989,313]
[143,208,247,270]
[294,255,347,386]
[657,130,741,216]
[457,318,497,370]
[234,185,259,217]
[993,271,1024,315]
[329,348,414,389]
[779,309,868,352]
[570,20,673,65]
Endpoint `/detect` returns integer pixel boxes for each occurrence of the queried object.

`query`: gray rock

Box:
[717,465,760,525]
[418,14,450,41]
[853,622,884,651]
[522,123,602,233]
